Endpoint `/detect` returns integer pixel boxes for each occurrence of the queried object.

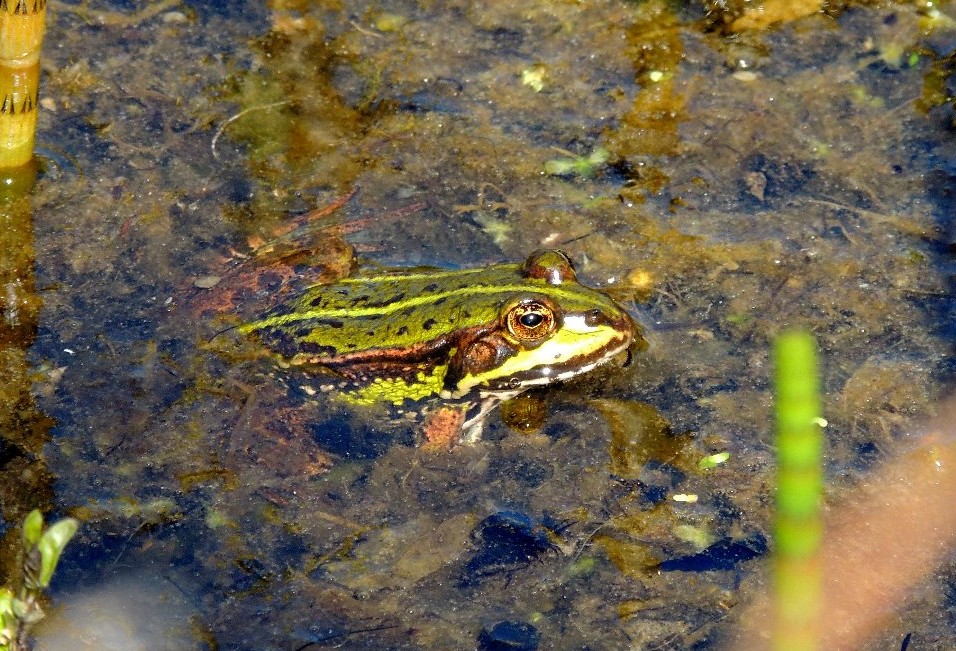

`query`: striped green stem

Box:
[773,331,824,651]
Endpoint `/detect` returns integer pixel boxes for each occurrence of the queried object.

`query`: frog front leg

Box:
[423,392,521,448]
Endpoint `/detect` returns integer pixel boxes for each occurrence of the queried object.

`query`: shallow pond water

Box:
[1,0,954,649]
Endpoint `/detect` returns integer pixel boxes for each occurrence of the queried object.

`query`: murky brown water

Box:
[1,0,954,649]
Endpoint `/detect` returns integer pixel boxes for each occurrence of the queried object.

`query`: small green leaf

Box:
[586,147,610,166]
[22,509,43,548]
[372,12,407,32]
[36,518,79,588]
[543,159,577,175]
[673,524,713,549]
[0,611,15,648]
[10,598,29,620]
[544,147,610,178]
[0,592,12,639]
[521,66,546,92]
[698,451,731,469]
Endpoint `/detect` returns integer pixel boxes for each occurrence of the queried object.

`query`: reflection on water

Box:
[0,166,57,601]
[35,571,199,651]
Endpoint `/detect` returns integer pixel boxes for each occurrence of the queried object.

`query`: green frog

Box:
[238,249,640,445]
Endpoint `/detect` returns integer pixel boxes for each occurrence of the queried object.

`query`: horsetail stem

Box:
[773,331,824,651]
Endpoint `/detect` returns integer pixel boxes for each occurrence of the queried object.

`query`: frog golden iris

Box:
[239,249,641,442]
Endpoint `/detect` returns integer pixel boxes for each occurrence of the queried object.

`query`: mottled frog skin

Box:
[239,250,640,441]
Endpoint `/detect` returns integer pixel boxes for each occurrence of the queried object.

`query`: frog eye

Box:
[506,300,556,342]
[522,249,577,285]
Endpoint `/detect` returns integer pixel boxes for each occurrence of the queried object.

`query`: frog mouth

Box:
[483,331,634,394]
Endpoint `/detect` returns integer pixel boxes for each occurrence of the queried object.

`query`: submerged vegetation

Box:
[3,0,954,648]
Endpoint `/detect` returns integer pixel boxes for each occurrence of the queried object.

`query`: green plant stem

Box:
[773,331,823,651]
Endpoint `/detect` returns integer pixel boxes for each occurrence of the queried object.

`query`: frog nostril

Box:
[585,309,605,327]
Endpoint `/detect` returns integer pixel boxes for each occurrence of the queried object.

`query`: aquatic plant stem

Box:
[0,0,47,169]
[773,331,823,651]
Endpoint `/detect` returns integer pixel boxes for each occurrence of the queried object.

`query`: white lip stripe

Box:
[563,314,599,333]
[478,337,632,395]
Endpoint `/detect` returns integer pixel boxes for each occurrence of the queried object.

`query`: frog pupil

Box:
[520,312,544,328]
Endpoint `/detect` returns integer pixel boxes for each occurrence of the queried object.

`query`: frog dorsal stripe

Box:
[238,283,618,332]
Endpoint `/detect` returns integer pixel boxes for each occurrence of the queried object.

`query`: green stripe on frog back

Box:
[238,282,618,332]
[286,264,525,313]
